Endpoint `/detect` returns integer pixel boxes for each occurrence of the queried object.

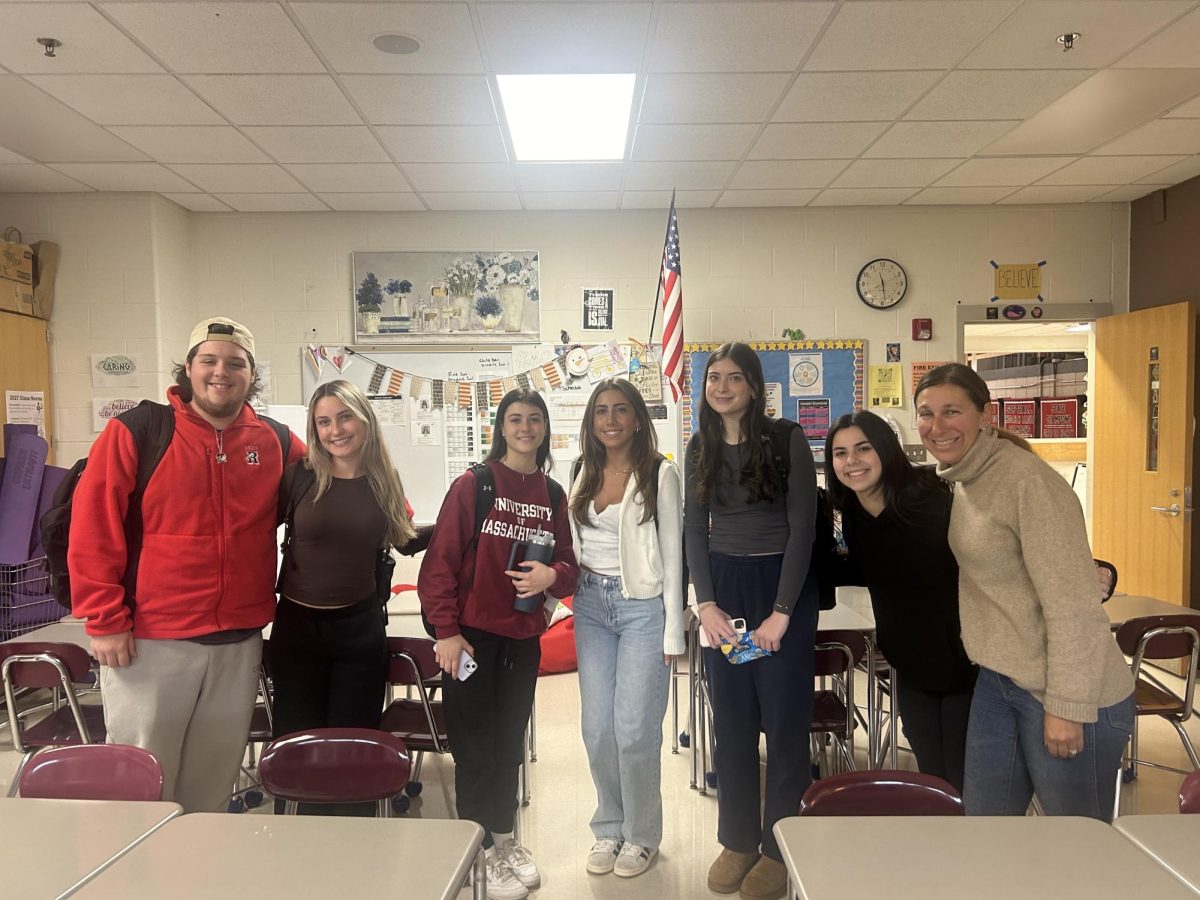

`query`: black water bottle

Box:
[506,530,555,613]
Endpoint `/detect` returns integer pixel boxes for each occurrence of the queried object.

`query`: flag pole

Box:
[645,190,677,353]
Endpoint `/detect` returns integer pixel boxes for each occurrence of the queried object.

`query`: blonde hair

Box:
[305,380,417,548]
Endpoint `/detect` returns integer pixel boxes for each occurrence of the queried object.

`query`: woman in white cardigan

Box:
[568,377,684,880]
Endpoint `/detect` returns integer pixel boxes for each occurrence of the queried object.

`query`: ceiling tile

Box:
[317,193,425,212]
[185,76,362,126]
[477,2,650,74]
[102,2,324,73]
[424,193,523,211]
[625,161,735,191]
[0,146,31,164]
[649,2,834,73]
[524,192,620,210]
[774,72,941,122]
[0,77,149,162]
[27,75,224,125]
[960,1,1192,69]
[376,126,509,163]
[641,73,790,124]
[404,162,516,192]
[750,123,888,160]
[832,159,961,188]
[0,4,162,74]
[1115,6,1200,67]
[936,157,1075,186]
[804,1,1020,70]
[215,193,329,212]
[1038,155,1188,185]
[809,188,919,206]
[108,127,270,164]
[906,70,1093,121]
[716,189,818,207]
[168,164,307,193]
[291,2,484,74]
[728,160,846,190]
[48,162,198,192]
[241,127,390,164]
[286,163,411,193]
[1135,155,1200,184]
[632,124,758,161]
[342,76,498,125]
[1165,95,1200,118]
[1091,184,1170,202]
[998,185,1117,203]
[1094,118,1200,156]
[620,190,719,209]
[162,193,233,212]
[514,163,623,192]
[0,164,93,192]
[864,121,1018,159]
[904,186,1015,205]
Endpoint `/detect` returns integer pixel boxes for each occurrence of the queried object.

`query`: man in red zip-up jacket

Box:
[68,317,305,812]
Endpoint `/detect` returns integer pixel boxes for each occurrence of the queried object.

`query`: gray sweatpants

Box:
[99,634,262,813]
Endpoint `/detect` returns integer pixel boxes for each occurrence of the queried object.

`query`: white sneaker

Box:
[499,839,541,890]
[586,838,624,875]
[472,851,528,900]
[614,843,656,878]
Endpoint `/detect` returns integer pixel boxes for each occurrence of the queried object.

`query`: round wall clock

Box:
[856,258,908,310]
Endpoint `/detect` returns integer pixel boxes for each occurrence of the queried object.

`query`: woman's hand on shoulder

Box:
[753,611,790,652]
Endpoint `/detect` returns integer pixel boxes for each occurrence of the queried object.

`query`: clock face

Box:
[856,258,908,310]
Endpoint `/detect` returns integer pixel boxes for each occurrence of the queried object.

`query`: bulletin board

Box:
[682,340,865,459]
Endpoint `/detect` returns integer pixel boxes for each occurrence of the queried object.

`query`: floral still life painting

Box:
[352,250,540,344]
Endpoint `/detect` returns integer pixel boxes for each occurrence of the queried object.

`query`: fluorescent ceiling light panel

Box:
[498,74,634,161]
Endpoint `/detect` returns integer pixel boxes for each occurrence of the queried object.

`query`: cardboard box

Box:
[31,241,59,319]
[0,278,35,316]
[0,238,34,285]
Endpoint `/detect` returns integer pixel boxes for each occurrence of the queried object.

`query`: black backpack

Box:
[40,400,290,612]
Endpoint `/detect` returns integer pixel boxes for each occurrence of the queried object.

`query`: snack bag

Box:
[720,631,772,664]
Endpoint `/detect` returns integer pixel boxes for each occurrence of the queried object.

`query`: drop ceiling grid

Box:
[0,0,1195,210]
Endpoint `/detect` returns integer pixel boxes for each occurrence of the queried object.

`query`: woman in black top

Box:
[273,379,429,813]
[684,343,819,900]
[824,410,976,791]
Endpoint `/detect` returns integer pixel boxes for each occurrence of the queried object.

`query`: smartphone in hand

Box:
[458,649,478,681]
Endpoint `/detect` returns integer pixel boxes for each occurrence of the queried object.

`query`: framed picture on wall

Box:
[351,250,540,344]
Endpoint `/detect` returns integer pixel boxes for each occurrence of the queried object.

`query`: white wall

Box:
[0,193,1130,464]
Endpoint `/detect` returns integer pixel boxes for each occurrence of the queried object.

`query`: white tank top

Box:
[578,501,621,576]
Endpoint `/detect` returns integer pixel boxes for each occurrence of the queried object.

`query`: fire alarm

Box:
[912,318,932,341]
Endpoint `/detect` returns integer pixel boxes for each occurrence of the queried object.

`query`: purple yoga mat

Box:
[3,423,37,449]
[0,433,49,564]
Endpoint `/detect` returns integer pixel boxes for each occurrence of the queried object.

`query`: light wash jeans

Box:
[964,667,1134,821]
[573,570,670,849]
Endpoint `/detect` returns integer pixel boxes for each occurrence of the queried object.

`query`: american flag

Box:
[658,197,684,402]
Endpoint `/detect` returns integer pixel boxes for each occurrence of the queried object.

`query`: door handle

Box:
[1150,504,1181,516]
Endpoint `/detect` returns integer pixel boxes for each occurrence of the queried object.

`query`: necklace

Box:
[215,430,227,464]
[501,456,537,479]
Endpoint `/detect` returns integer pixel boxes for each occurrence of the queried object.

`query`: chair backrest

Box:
[386,636,441,686]
[1115,615,1200,661]
[1095,559,1118,602]
[1180,770,1200,814]
[19,744,163,801]
[814,629,868,678]
[0,641,93,688]
[258,728,411,804]
[800,770,964,816]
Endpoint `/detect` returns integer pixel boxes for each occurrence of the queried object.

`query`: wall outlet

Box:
[904,444,928,463]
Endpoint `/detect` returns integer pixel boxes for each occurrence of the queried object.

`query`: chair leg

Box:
[284,800,299,815]
[529,702,537,763]
[1112,766,1122,821]
[670,655,680,755]
[1169,720,1200,770]
[411,750,425,784]
[1129,715,1140,779]
[377,798,390,818]
[6,750,36,797]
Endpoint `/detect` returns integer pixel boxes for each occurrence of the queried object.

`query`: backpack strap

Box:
[258,414,291,466]
[276,464,316,594]
[762,417,798,496]
[115,400,176,611]
[470,462,495,536]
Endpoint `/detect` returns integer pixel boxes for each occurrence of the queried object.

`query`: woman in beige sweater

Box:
[915,364,1133,821]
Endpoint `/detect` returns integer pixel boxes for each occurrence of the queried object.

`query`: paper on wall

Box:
[92,397,140,433]
[5,391,46,437]
[90,353,143,388]
[789,354,823,397]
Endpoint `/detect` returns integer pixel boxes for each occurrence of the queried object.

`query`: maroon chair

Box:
[1180,769,1200,813]
[1,641,106,797]
[800,769,964,816]
[258,728,411,817]
[812,629,869,774]
[380,636,449,807]
[19,744,163,801]
[1095,559,1118,603]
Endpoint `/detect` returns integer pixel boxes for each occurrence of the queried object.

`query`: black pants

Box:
[705,553,817,862]
[894,669,977,793]
[269,595,388,815]
[442,625,540,849]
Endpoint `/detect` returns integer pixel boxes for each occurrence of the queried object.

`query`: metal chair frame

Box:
[1121,620,1200,779]
[812,630,867,776]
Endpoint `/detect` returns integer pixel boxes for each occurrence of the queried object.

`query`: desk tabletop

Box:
[2,621,92,651]
[774,815,1194,899]
[1114,814,1200,893]
[1106,594,1200,627]
[73,813,484,899]
[818,602,875,633]
[0,798,181,898]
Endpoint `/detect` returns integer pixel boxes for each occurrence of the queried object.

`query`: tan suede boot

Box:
[738,855,788,900]
[707,848,760,894]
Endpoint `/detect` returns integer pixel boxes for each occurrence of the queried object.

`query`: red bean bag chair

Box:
[538,595,577,676]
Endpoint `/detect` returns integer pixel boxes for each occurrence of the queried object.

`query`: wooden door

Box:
[1093,301,1195,608]
[0,311,54,464]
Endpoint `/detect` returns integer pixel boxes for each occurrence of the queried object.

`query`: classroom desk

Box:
[1,621,93,652]
[0,797,180,898]
[1114,814,1200,894]
[1106,594,1200,628]
[71,813,485,900]
[773,815,1195,899]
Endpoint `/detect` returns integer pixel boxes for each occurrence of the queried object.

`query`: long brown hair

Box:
[485,389,554,472]
[914,362,1033,451]
[692,342,777,504]
[571,378,660,528]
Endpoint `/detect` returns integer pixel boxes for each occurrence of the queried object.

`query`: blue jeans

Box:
[964,667,1134,821]
[573,571,670,848]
